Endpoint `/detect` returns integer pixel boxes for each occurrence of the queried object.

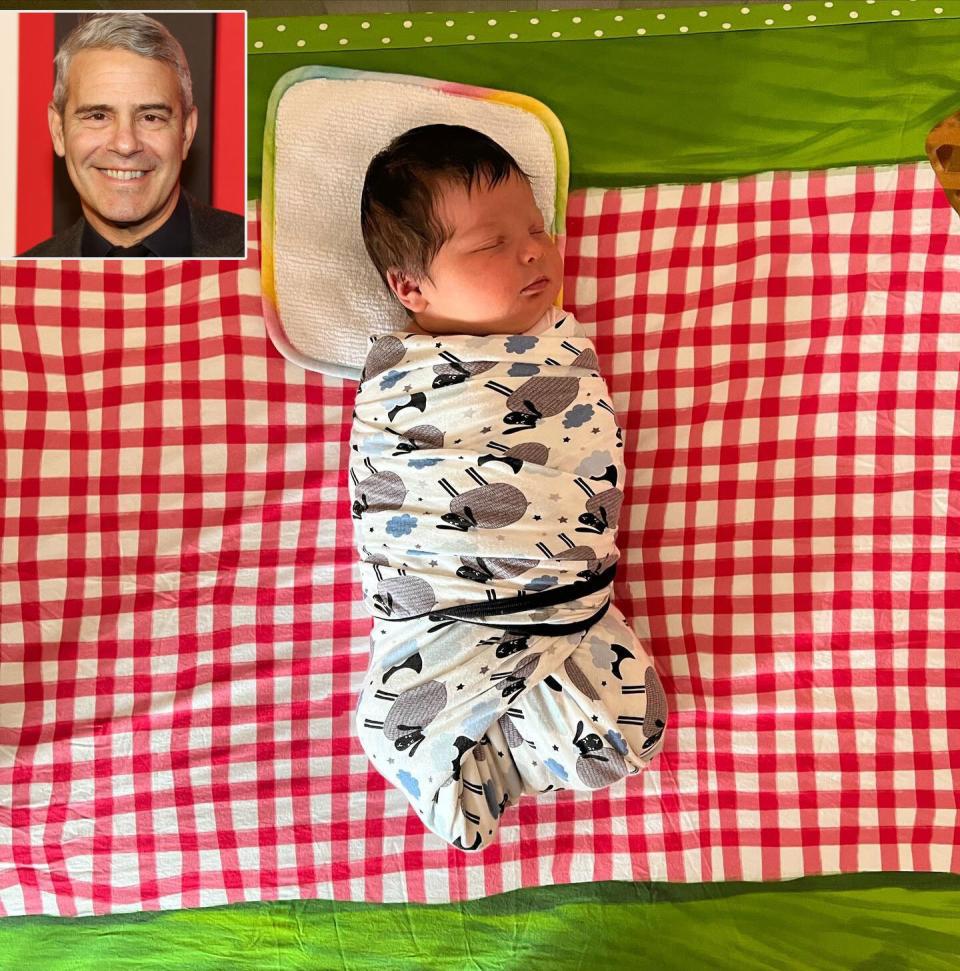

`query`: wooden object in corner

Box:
[927,110,960,218]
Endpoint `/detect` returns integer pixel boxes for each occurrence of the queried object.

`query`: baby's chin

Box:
[482,313,547,336]
[415,294,559,337]
[417,315,542,337]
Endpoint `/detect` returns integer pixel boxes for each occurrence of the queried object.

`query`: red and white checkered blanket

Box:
[2,163,958,917]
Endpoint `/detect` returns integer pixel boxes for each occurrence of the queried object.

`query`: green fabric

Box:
[247,4,958,53]
[3,874,960,969]
[247,12,959,197]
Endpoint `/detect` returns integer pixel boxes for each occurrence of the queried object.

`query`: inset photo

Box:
[1,9,247,259]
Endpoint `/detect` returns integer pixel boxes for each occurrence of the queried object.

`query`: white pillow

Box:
[261,66,568,380]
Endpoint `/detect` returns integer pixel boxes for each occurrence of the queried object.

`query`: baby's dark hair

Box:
[360,124,531,310]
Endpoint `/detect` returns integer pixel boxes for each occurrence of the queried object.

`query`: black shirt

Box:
[80,190,193,257]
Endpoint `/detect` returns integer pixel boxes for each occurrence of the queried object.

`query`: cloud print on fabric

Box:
[508,362,540,377]
[505,335,538,354]
[543,758,568,780]
[379,370,408,390]
[386,514,418,537]
[525,575,559,592]
[563,403,594,428]
[397,770,421,799]
[576,450,614,478]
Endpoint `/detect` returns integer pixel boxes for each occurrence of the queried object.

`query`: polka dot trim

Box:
[249,6,960,53]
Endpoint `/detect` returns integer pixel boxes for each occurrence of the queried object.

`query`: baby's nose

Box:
[523,237,544,261]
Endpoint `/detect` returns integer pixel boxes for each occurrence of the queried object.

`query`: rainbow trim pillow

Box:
[260,65,570,380]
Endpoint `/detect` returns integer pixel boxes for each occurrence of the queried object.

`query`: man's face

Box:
[48,47,198,243]
[393,172,564,336]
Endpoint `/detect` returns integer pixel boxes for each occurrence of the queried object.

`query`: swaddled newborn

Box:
[349,124,667,852]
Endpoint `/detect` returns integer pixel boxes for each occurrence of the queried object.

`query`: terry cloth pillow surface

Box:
[260,66,569,380]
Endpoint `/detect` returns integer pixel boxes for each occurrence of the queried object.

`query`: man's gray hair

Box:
[52,13,194,117]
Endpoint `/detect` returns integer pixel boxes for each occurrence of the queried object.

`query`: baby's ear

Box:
[386,269,428,313]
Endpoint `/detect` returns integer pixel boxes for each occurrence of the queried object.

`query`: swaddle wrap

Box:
[349,307,667,851]
[349,307,625,633]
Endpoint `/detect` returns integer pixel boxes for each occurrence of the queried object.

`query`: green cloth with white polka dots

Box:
[248,5,959,196]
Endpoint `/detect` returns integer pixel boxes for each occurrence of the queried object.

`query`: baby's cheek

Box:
[549,246,564,278]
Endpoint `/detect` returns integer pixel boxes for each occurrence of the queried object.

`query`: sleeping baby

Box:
[349,124,667,852]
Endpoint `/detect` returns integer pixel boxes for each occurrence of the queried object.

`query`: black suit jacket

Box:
[19,190,246,258]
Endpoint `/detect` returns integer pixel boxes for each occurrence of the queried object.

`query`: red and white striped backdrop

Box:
[2,161,960,917]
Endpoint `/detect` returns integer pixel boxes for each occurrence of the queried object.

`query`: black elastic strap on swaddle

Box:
[422,563,618,635]
[449,597,612,636]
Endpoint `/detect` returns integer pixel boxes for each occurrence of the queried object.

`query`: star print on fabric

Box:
[454,439,461,445]
[563,437,570,443]
[387,757,395,764]
[592,715,599,722]
[415,544,422,549]
[457,683,464,690]
[553,745,559,751]
[435,342,442,348]
[403,385,412,393]
[559,517,568,524]
[533,514,542,521]
[481,426,492,433]
[602,681,607,687]
[591,427,601,435]
[480,666,489,674]
[549,493,560,501]
[498,751,504,757]
[430,560,438,567]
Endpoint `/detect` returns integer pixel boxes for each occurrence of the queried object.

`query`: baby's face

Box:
[406,172,563,336]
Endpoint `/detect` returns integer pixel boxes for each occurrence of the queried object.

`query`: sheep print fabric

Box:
[348,307,668,850]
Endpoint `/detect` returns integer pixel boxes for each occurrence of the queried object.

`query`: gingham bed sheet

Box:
[1,163,959,917]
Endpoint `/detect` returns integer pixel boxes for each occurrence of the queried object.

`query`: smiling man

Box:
[20,13,245,258]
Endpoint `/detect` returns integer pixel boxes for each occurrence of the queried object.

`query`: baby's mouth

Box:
[522,276,550,294]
